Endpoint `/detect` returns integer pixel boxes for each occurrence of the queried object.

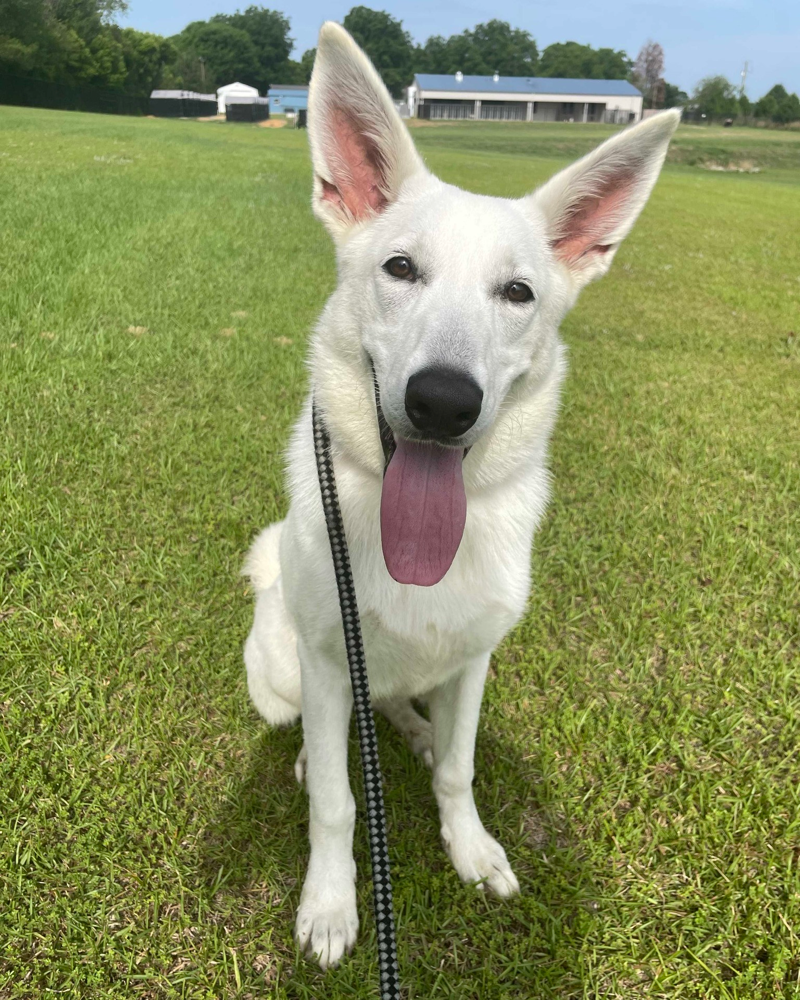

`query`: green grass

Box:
[1,106,799,999]
[409,120,800,170]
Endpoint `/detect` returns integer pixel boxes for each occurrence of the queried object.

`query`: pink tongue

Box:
[380,438,466,587]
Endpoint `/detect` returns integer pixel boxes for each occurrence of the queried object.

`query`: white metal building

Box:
[216,82,259,115]
[409,73,643,123]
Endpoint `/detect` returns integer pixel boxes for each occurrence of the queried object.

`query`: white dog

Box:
[243,22,678,970]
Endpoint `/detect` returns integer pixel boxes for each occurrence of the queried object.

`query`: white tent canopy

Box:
[216,82,259,114]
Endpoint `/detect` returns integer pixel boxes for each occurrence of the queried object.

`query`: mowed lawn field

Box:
[1,105,799,999]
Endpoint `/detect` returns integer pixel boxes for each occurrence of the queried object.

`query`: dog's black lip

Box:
[369,359,470,475]
[370,362,396,473]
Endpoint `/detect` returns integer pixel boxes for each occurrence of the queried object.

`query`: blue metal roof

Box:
[415,74,640,97]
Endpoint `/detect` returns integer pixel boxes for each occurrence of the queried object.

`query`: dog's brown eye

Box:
[384,256,415,281]
[506,281,534,303]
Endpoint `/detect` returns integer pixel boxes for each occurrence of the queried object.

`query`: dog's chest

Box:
[352,552,528,700]
[360,601,514,700]
[336,477,536,700]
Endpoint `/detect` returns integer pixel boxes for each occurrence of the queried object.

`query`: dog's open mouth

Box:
[373,370,467,588]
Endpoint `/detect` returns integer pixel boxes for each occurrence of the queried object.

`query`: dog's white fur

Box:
[243,23,679,970]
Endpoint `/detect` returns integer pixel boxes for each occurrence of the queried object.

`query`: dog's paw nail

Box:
[449,828,520,898]
[488,866,520,898]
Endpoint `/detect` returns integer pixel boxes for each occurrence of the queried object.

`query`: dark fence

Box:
[481,101,526,121]
[150,92,218,118]
[418,101,472,120]
[0,74,148,116]
[418,99,625,123]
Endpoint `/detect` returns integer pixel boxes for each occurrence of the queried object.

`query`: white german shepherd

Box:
[244,22,679,970]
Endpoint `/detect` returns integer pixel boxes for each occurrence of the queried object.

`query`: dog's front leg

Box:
[294,640,358,969]
[429,656,520,898]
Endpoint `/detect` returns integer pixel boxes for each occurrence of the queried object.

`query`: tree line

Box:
[1,1,797,125]
[691,76,800,125]
[0,0,174,96]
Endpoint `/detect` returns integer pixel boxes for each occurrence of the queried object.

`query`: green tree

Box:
[300,47,315,83]
[417,33,472,74]
[270,58,305,84]
[663,82,688,109]
[210,7,293,92]
[462,20,537,75]
[0,0,175,93]
[414,35,446,73]
[755,84,800,124]
[538,41,631,79]
[754,93,778,121]
[415,20,537,77]
[269,46,317,85]
[755,83,788,108]
[173,21,260,90]
[85,26,126,88]
[776,92,800,123]
[0,0,50,73]
[342,6,413,97]
[692,75,738,120]
[0,34,37,72]
[115,27,176,95]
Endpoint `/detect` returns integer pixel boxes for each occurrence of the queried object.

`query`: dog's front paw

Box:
[295,878,359,969]
[444,824,520,898]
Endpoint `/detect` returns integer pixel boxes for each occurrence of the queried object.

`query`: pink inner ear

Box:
[320,107,388,221]
[551,172,633,266]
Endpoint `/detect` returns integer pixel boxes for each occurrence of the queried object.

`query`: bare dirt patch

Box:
[700,159,761,173]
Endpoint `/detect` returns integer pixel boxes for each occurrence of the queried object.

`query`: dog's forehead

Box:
[385,183,542,262]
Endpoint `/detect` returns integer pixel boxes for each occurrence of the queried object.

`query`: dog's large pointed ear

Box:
[308,22,426,240]
[526,110,680,288]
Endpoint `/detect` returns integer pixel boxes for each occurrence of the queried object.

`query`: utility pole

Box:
[739,61,748,98]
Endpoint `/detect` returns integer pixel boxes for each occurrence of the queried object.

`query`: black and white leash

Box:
[311,399,402,1000]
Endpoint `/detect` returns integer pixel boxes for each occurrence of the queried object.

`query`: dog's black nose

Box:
[405,367,483,439]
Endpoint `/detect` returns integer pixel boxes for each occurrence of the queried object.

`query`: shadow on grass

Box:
[197,711,597,997]
[198,720,307,894]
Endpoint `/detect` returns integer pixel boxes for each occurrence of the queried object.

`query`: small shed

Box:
[216,82,259,115]
[267,84,309,115]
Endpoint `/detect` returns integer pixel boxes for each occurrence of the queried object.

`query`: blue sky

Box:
[122,0,800,98]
